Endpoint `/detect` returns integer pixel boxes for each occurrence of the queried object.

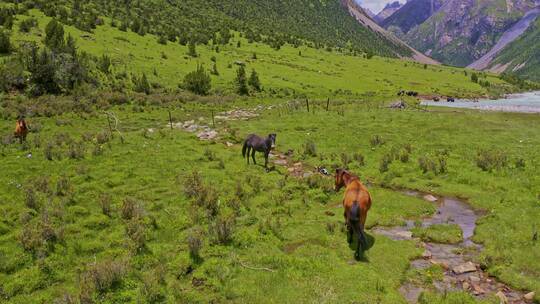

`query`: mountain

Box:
[474,12,540,80]
[374,1,403,23]
[404,0,537,67]
[381,0,446,35]
[342,0,438,64]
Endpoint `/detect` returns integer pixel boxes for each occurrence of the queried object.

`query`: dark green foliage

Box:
[476,149,508,172]
[187,41,197,57]
[248,69,261,91]
[183,64,211,95]
[303,140,317,157]
[210,62,219,76]
[235,65,248,95]
[134,73,151,95]
[0,31,11,54]
[44,19,65,51]
[19,17,38,33]
[471,73,478,83]
[98,54,111,74]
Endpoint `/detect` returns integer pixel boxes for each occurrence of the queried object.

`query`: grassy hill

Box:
[1,8,510,100]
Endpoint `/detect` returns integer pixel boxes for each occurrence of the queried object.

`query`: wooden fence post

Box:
[168,110,173,130]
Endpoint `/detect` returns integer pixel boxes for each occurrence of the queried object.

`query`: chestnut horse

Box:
[335,169,372,258]
[14,117,29,144]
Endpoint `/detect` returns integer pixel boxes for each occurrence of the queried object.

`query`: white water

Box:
[421,91,540,113]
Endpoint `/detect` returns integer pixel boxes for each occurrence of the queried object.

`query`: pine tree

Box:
[0,31,11,54]
[235,65,249,95]
[134,73,151,95]
[211,62,219,76]
[44,19,65,51]
[248,69,261,91]
[187,41,197,57]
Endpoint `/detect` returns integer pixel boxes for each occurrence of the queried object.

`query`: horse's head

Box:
[268,133,277,149]
[335,168,347,191]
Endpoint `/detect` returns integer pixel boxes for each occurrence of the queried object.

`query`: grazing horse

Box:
[14,116,29,144]
[335,169,372,259]
[242,133,276,169]
[447,97,455,102]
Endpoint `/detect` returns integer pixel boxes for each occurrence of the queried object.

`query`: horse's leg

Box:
[264,150,269,168]
[344,210,353,244]
[251,149,256,165]
[246,146,251,164]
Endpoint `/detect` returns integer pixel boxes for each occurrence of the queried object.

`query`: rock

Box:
[423,194,438,202]
[389,100,406,109]
[293,162,302,167]
[472,284,485,295]
[396,231,413,239]
[453,262,476,274]
[469,275,481,283]
[496,291,508,303]
[274,159,288,166]
[422,250,432,259]
[462,282,470,290]
[302,172,313,179]
[287,168,295,173]
[197,130,218,140]
[524,292,535,301]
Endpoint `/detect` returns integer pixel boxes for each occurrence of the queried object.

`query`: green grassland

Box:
[412,224,463,244]
[6,9,508,99]
[0,4,538,304]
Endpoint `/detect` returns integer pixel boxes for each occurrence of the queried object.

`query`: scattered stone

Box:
[287,168,295,173]
[472,284,485,295]
[389,100,406,109]
[462,282,470,290]
[274,159,288,166]
[469,275,481,283]
[422,250,432,259]
[496,291,508,303]
[225,142,234,147]
[396,231,413,239]
[293,162,302,167]
[197,130,218,140]
[424,194,438,202]
[524,292,535,301]
[453,262,476,274]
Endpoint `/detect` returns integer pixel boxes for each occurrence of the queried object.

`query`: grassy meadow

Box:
[0,5,539,304]
[7,9,508,99]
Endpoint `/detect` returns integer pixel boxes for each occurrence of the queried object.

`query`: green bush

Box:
[0,31,11,54]
[183,65,211,95]
[235,65,249,95]
[19,18,38,33]
[476,149,507,171]
[248,69,261,91]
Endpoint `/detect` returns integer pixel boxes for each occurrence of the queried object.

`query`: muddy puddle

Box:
[374,191,530,303]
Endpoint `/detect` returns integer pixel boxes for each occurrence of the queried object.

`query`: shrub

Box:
[370,135,385,147]
[183,64,211,95]
[68,141,86,159]
[80,259,126,295]
[379,154,392,173]
[44,142,54,160]
[187,41,197,57]
[353,152,365,166]
[25,187,39,210]
[126,218,146,251]
[0,31,11,54]
[211,215,235,245]
[139,271,166,303]
[134,73,151,95]
[235,65,249,95]
[99,193,112,216]
[418,155,437,174]
[515,158,526,169]
[303,140,317,157]
[341,152,351,168]
[19,18,38,33]
[183,171,204,199]
[187,230,203,259]
[399,149,410,163]
[248,69,261,91]
[56,175,72,196]
[475,149,507,171]
[121,197,143,220]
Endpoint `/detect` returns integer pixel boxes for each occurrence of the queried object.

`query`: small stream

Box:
[421,91,540,113]
[373,191,529,303]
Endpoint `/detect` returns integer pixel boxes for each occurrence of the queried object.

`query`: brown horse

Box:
[335,169,372,258]
[14,117,29,144]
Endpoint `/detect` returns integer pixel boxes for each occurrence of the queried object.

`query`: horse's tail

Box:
[242,141,248,158]
[349,201,367,253]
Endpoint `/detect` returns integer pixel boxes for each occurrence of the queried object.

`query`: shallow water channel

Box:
[421,91,540,113]
[373,191,529,303]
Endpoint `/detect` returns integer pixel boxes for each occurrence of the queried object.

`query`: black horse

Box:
[242,134,276,168]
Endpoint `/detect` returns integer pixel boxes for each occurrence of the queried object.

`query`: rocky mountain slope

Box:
[342,0,439,64]
[374,1,403,23]
[381,0,446,35]
[404,0,537,67]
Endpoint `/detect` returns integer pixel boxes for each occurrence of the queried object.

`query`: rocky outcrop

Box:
[374,1,403,23]
[404,0,536,67]
[343,0,439,64]
[381,0,446,35]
